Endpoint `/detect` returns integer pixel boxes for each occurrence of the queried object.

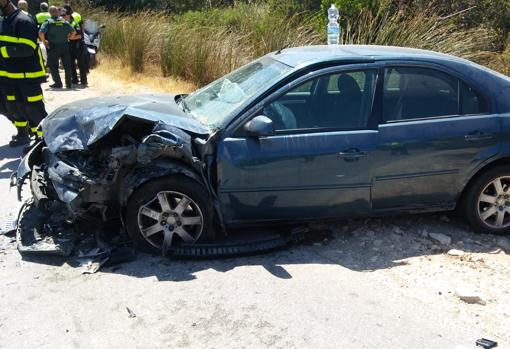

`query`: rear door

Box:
[371,65,501,210]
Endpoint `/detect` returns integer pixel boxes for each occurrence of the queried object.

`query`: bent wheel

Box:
[126,176,215,254]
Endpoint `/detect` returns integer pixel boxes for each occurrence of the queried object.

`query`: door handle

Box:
[465,130,493,142]
[338,148,370,161]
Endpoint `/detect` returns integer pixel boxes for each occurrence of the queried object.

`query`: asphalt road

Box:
[0,81,508,349]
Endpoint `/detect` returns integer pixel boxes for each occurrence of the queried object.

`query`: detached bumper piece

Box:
[167,227,306,259]
[16,200,76,256]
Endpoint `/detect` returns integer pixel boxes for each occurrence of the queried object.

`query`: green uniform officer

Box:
[39,6,74,88]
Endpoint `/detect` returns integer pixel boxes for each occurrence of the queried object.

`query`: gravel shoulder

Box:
[0,77,509,349]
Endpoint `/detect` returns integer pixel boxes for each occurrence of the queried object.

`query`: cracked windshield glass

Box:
[183,57,292,128]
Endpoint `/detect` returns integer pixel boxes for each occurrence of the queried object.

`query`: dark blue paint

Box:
[214,45,510,225]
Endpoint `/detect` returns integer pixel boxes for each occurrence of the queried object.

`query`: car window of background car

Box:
[383,67,487,122]
[263,70,377,132]
[184,57,292,128]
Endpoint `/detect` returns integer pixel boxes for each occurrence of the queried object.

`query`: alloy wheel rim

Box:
[137,191,204,250]
[477,176,510,229]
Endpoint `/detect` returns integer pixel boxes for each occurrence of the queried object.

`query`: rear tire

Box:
[125,176,215,254]
[463,165,510,235]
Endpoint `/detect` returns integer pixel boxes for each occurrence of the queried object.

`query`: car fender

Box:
[456,152,509,201]
[119,159,205,207]
[12,142,44,201]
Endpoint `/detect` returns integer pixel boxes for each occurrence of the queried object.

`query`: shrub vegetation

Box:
[80,0,509,85]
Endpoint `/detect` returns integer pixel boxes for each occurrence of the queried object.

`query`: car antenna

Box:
[276,44,290,55]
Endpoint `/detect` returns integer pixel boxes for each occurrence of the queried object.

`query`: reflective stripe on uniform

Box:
[0,43,46,80]
[0,71,24,79]
[0,46,8,58]
[0,35,46,79]
[31,127,43,137]
[14,121,28,127]
[27,94,43,102]
[6,95,15,101]
[0,35,37,49]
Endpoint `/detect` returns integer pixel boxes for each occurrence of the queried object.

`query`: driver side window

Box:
[264,70,377,132]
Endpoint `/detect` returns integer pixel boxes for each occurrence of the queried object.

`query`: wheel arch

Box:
[457,156,510,206]
[119,159,206,207]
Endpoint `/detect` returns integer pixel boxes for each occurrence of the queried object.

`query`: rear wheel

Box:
[464,165,510,235]
[126,176,215,254]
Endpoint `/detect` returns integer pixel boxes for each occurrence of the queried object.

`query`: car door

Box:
[371,65,501,210]
[216,67,380,224]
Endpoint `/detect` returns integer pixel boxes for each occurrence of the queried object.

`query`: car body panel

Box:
[42,94,209,153]
[217,130,377,223]
[371,115,501,210]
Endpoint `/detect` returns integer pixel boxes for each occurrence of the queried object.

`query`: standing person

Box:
[63,3,81,26]
[64,6,87,86]
[0,0,47,147]
[35,2,49,27]
[39,6,74,89]
[16,0,29,16]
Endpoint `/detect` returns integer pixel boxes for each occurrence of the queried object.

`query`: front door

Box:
[217,68,379,224]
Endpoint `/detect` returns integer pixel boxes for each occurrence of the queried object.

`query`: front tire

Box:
[464,165,510,235]
[125,176,215,254]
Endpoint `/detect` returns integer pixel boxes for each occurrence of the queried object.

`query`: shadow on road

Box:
[18,213,506,282]
[0,144,23,160]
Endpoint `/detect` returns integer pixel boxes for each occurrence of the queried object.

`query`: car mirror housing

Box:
[243,115,275,137]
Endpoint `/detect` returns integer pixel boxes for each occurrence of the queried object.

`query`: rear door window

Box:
[461,82,489,115]
[383,67,459,122]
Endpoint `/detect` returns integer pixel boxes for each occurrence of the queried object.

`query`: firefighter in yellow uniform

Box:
[0,0,47,147]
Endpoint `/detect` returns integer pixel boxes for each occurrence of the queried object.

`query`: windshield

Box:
[183,56,292,128]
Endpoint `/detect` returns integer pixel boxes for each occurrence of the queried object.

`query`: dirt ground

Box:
[0,73,509,349]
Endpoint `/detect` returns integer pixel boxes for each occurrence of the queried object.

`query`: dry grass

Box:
[90,56,196,94]
[486,47,510,76]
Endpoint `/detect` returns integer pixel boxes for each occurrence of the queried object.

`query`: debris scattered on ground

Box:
[126,306,137,318]
[447,249,465,257]
[428,232,452,246]
[79,257,110,274]
[0,204,21,235]
[476,338,498,348]
[455,287,487,305]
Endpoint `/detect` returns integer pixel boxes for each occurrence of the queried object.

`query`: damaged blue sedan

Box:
[14,45,510,254]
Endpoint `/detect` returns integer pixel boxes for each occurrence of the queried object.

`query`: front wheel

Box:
[464,165,510,235]
[125,176,215,254]
[89,53,97,69]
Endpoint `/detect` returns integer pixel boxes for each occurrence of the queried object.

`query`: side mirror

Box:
[243,115,275,137]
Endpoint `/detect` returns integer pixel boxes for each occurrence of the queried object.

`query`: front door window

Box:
[263,70,378,132]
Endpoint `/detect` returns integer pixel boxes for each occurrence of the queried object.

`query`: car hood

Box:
[42,93,210,153]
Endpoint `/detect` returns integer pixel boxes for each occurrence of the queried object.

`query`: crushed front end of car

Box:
[12,94,216,256]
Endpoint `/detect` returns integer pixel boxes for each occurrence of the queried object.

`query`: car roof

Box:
[269,45,466,68]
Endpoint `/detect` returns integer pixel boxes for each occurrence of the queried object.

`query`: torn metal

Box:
[13,93,219,257]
